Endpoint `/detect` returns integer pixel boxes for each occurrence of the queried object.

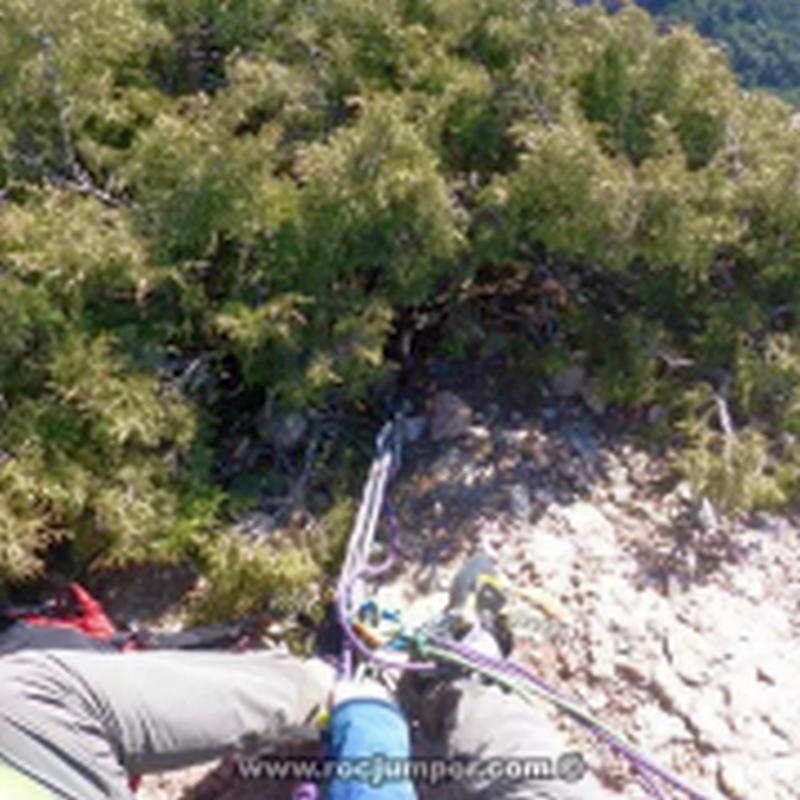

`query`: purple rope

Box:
[630,755,672,800]
[336,489,437,672]
[428,635,715,800]
[355,502,400,577]
[502,658,706,800]
[588,724,672,800]
[292,784,319,800]
[338,641,353,680]
[336,557,437,672]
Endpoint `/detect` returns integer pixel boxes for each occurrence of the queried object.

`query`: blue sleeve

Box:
[325,699,418,800]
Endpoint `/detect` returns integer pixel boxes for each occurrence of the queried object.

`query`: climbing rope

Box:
[336,417,435,675]
[334,415,723,800]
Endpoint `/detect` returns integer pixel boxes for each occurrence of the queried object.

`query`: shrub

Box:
[4,0,800,600]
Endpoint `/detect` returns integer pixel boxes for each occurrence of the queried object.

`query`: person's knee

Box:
[440,681,615,799]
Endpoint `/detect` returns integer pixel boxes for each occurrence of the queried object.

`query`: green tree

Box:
[637,0,800,103]
[3,0,800,602]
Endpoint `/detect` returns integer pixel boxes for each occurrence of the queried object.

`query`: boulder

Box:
[430,391,473,441]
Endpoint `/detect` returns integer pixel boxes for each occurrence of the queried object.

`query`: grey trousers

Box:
[0,649,332,799]
[0,649,615,800]
[400,676,617,800]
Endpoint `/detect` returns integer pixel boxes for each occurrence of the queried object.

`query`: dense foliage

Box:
[638,0,800,103]
[2,0,800,609]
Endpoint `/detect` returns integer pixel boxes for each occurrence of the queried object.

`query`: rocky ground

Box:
[128,391,799,800]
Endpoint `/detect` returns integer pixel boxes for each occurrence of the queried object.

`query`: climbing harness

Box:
[330,414,724,800]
